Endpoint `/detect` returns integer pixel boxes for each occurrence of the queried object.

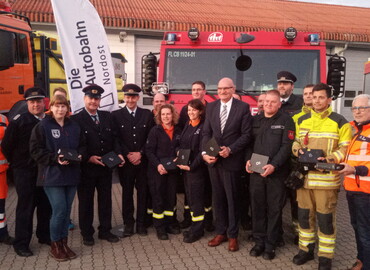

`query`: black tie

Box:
[91,115,99,125]
[131,111,135,118]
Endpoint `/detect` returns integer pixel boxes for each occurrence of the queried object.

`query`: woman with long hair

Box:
[30,95,85,261]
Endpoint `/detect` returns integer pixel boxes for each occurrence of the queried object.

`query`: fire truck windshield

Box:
[164,49,320,94]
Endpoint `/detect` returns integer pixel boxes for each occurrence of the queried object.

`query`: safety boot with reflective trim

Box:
[293,249,314,265]
[318,257,332,270]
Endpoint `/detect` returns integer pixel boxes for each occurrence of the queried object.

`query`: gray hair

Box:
[353,94,370,106]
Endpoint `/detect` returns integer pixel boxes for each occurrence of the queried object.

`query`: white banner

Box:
[51,0,119,112]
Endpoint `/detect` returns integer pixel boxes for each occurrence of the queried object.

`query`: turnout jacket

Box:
[247,111,295,175]
[29,117,85,186]
[293,106,352,189]
[343,120,370,194]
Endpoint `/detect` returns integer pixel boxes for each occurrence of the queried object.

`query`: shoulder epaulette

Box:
[328,112,348,129]
[297,112,311,125]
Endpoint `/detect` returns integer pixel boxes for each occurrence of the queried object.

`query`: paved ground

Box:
[0,178,356,270]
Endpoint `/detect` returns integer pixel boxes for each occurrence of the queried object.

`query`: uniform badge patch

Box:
[51,129,60,139]
[288,130,294,140]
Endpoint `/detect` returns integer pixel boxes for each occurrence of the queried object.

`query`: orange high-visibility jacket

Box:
[343,121,370,194]
[0,114,9,199]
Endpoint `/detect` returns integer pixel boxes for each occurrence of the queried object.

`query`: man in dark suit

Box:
[202,77,252,252]
[1,87,51,257]
[112,84,155,237]
[277,71,303,115]
[72,84,123,246]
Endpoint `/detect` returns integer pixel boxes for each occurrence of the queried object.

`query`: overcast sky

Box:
[293,0,370,8]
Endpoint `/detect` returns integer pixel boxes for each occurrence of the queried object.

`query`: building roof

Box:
[11,0,370,42]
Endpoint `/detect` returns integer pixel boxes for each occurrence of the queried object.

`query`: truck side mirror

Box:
[327,54,346,100]
[141,53,158,95]
[0,31,15,71]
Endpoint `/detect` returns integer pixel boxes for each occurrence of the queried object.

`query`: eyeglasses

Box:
[217,87,233,91]
[351,106,370,112]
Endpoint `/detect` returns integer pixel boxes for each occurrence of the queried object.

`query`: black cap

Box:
[122,84,141,96]
[277,71,297,83]
[24,87,46,100]
[82,84,104,98]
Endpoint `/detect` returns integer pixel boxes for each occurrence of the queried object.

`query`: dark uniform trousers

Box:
[184,168,206,235]
[73,109,119,238]
[250,173,286,250]
[149,172,178,229]
[78,166,113,238]
[13,168,51,250]
[119,161,149,227]
[208,163,241,239]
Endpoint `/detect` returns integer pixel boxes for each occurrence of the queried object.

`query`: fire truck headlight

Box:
[151,82,169,95]
[284,27,297,42]
[188,27,199,41]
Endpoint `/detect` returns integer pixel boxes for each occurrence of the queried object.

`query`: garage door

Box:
[340,49,369,120]
[134,36,162,86]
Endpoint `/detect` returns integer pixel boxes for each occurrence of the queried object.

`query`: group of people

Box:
[0,70,368,270]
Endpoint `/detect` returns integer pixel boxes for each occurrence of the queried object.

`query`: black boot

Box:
[293,244,315,265]
[318,257,332,270]
[179,208,191,229]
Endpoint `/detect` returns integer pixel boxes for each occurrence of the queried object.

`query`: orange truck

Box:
[0,2,65,113]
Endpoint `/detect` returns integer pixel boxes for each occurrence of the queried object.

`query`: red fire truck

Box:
[142,27,345,114]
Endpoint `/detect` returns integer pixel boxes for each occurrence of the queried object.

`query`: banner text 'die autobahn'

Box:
[51,0,119,112]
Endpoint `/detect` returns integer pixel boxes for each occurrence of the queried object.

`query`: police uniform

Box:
[248,110,295,254]
[72,85,120,244]
[1,87,51,256]
[277,71,303,115]
[111,84,155,236]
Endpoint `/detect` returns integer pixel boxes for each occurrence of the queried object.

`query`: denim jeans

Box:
[346,191,370,270]
[44,186,77,242]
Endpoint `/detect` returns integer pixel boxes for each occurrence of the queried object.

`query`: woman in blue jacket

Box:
[30,95,85,261]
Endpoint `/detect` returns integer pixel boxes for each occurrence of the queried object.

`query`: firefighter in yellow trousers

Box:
[0,114,14,245]
[291,83,352,270]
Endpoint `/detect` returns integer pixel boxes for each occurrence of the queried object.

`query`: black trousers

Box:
[118,162,148,227]
[149,171,177,230]
[240,171,251,225]
[13,168,51,250]
[184,169,206,236]
[208,163,241,238]
[250,173,286,251]
[78,170,112,238]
